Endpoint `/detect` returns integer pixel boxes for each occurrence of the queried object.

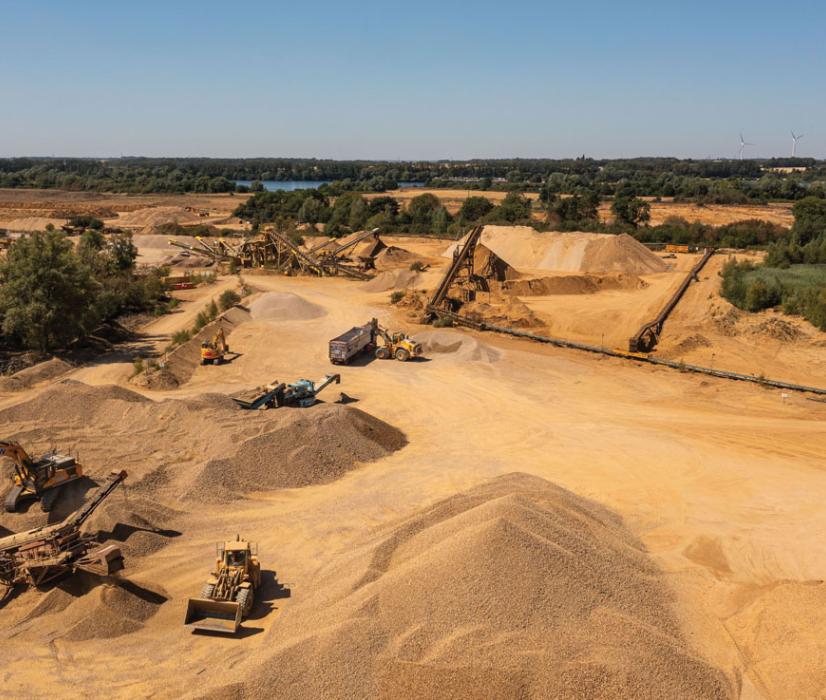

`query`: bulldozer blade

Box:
[75,545,124,577]
[184,598,243,634]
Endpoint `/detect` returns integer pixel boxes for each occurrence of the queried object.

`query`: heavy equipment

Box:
[329,318,422,364]
[184,535,261,634]
[2,440,84,513]
[374,325,422,362]
[0,470,127,593]
[231,374,341,409]
[200,328,229,365]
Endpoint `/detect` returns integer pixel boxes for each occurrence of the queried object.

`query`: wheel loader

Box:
[184,535,261,634]
[374,325,422,362]
[1,440,83,513]
[200,328,228,365]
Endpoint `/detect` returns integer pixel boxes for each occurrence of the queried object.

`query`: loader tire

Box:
[236,587,253,617]
[375,346,390,360]
[201,583,215,599]
[395,348,410,362]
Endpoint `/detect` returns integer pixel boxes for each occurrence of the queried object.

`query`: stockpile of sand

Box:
[117,206,201,233]
[249,292,326,322]
[0,357,72,392]
[2,576,167,644]
[446,226,668,275]
[502,272,646,296]
[217,473,731,699]
[373,245,417,269]
[361,269,421,292]
[188,404,407,500]
[413,330,501,363]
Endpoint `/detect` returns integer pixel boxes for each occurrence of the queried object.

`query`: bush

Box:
[170,329,191,346]
[219,289,241,311]
[389,291,404,304]
[409,261,426,272]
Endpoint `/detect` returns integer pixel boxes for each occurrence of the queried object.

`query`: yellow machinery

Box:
[185,535,261,634]
[2,440,83,513]
[200,328,228,365]
[374,324,422,362]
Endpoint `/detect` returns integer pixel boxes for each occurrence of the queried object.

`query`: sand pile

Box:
[249,292,326,322]
[413,330,501,363]
[446,226,668,275]
[502,272,646,296]
[117,206,202,232]
[0,357,72,392]
[361,269,421,292]
[751,317,802,341]
[216,473,731,699]
[188,404,406,500]
[1,217,65,232]
[464,297,543,329]
[4,576,166,644]
[374,246,417,269]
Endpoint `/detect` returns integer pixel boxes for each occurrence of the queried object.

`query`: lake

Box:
[234,180,425,192]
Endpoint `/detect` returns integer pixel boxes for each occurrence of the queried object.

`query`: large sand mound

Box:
[249,292,326,321]
[217,473,731,699]
[117,206,202,232]
[446,226,668,275]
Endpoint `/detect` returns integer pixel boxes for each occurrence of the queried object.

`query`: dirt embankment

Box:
[0,357,72,392]
[212,473,733,699]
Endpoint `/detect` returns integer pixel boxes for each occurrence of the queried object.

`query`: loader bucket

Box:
[184,598,243,634]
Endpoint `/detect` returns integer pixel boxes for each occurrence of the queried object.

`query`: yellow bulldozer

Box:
[200,328,228,365]
[2,440,84,513]
[184,535,261,634]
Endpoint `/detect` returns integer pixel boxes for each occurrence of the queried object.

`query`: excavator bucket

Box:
[184,598,243,634]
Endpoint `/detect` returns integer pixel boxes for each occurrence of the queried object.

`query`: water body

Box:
[235,180,425,192]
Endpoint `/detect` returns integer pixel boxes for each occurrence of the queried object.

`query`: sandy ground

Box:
[0,188,250,233]
[0,255,823,697]
[0,212,823,698]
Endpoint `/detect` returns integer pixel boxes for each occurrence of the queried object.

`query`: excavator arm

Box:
[0,441,36,486]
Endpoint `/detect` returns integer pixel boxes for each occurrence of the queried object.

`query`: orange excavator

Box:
[200,328,229,365]
[1,441,84,513]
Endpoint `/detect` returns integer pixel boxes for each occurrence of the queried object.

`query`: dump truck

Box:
[184,535,261,634]
[201,328,228,365]
[0,470,127,591]
[329,319,422,364]
[329,319,378,364]
[2,440,84,513]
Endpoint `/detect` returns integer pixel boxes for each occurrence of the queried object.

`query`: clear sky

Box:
[1,0,824,159]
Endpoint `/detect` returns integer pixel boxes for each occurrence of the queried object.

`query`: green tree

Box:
[791,197,826,245]
[0,231,99,351]
[107,232,138,271]
[612,196,651,228]
[458,196,494,223]
[407,193,441,225]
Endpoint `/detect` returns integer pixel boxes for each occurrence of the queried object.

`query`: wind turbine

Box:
[738,133,755,160]
[791,131,804,157]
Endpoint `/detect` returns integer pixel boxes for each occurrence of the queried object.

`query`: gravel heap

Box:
[187,404,407,500]
[219,473,732,699]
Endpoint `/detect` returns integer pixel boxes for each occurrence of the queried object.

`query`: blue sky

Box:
[1,0,824,159]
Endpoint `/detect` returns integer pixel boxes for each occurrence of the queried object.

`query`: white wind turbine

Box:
[738,132,755,160]
[791,131,805,157]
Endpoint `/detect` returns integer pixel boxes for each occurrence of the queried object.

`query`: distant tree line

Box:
[1,157,826,202]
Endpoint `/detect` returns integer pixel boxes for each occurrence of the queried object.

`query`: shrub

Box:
[219,289,241,310]
[409,261,426,272]
[389,291,404,304]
